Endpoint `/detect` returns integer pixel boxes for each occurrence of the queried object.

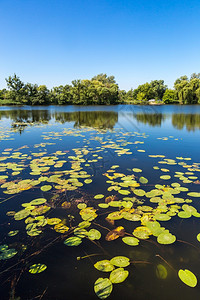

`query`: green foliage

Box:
[1,72,200,105]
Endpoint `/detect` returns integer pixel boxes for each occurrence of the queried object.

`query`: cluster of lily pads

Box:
[0,244,17,260]
[94,256,130,299]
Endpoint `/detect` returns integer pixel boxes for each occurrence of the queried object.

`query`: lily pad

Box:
[122,236,139,246]
[94,278,113,299]
[110,256,130,267]
[178,269,197,287]
[157,232,176,245]
[0,248,17,260]
[30,198,47,205]
[88,229,101,240]
[64,236,82,246]
[160,175,171,180]
[94,260,115,272]
[139,177,148,184]
[94,194,104,199]
[40,185,52,192]
[29,263,47,274]
[187,192,200,198]
[109,268,129,284]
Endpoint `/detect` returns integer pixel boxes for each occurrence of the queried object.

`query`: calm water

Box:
[0,105,200,300]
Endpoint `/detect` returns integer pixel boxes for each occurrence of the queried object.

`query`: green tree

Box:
[163,89,178,104]
[5,74,27,104]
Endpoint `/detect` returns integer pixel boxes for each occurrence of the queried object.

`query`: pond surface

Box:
[0,105,200,300]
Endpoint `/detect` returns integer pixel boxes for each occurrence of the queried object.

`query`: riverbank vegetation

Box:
[0,73,200,105]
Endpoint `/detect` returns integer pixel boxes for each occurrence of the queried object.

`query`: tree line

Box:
[0,73,200,105]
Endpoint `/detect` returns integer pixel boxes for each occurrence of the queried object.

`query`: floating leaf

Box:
[84,179,92,184]
[30,198,47,205]
[94,194,104,199]
[94,260,115,272]
[122,236,139,246]
[139,177,148,184]
[8,230,19,236]
[178,211,192,218]
[118,189,130,195]
[0,244,8,252]
[133,226,152,239]
[178,269,197,287]
[187,192,200,198]
[157,232,176,245]
[160,175,171,180]
[154,214,171,221]
[133,189,146,197]
[40,185,52,192]
[109,268,129,284]
[132,168,142,173]
[54,223,69,233]
[74,228,88,238]
[197,233,200,242]
[98,203,109,209]
[0,248,17,260]
[64,236,82,246]
[94,278,113,299]
[29,263,47,274]
[77,203,87,210]
[88,229,101,240]
[110,256,130,267]
[105,226,125,241]
[47,218,61,225]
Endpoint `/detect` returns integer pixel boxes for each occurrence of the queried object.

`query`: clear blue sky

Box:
[0,0,200,91]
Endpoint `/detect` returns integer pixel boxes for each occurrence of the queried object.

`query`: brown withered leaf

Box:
[62,201,71,209]
[194,180,200,184]
[105,217,115,226]
[105,195,118,204]
[105,226,125,241]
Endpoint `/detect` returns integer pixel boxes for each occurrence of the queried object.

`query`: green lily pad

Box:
[94,194,104,199]
[94,278,113,299]
[178,211,192,218]
[154,214,171,221]
[94,260,115,272]
[139,177,148,184]
[132,168,142,173]
[110,256,130,267]
[109,268,129,284]
[30,198,47,205]
[77,203,87,209]
[14,209,30,220]
[88,229,101,240]
[160,175,171,180]
[0,244,8,252]
[187,192,200,198]
[84,179,92,184]
[122,236,139,246]
[0,248,17,260]
[178,269,197,287]
[133,189,146,197]
[8,230,19,236]
[197,233,200,242]
[40,185,52,192]
[157,232,176,245]
[118,189,130,195]
[98,203,109,209]
[47,218,61,225]
[64,236,82,246]
[29,263,47,274]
